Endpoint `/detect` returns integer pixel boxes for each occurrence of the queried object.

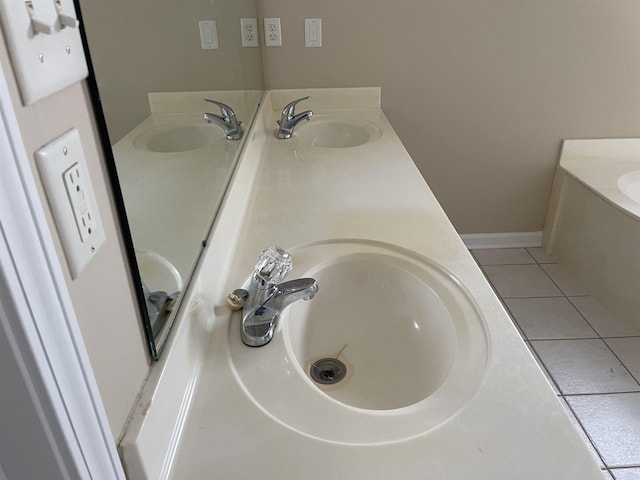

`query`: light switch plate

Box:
[0,0,88,105]
[36,128,105,279]
[305,18,322,47]
[199,20,219,49]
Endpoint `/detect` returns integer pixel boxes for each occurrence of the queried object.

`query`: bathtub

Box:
[543,138,640,331]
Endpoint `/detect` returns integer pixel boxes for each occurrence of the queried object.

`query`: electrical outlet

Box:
[62,163,95,242]
[264,17,282,47]
[240,18,259,47]
[36,128,105,279]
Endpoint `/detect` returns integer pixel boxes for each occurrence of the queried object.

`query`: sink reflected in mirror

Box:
[133,123,224,153]
[229,240,489,444]
[76,0,265,358]
[295,116,382,148]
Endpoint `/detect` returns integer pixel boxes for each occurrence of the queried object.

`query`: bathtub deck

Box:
[472,247,640,480]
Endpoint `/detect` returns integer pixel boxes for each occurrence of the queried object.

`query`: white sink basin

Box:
[133,122,224,153]
[286,255,456,410]
[295,116,382,148]
[229,240,488,444]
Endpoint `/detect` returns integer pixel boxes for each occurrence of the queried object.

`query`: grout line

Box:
[561,390,640,397]
[566,295,640,340]
[559,396,610,469]
[566,296,609,342]
[610,465,640,473]
[472,251,640,471]
[525,340,563,393]
[601,340,640,388]
[537,262,593,298]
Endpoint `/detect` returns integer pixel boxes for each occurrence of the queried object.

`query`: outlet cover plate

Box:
[240,18,259,47]
[0,0,88,105]
[264,17,282,47]
[36,128,105,279]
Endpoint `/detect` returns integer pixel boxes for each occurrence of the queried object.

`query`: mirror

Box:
[75,0,264,359]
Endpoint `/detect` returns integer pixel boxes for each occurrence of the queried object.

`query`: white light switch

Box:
[199,20,219,49]
[305,18,322,47]
[0,0,88,105]
[36,128,105,279]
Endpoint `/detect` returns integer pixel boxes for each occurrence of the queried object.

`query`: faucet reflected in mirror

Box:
[203,99,244,140]
[75,0,264,359]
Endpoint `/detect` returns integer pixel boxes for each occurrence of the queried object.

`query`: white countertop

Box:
[161,90,606,480]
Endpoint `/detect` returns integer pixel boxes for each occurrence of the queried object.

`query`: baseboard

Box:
[460,231,543,250]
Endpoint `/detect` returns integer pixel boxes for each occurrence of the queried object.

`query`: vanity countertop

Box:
[124,89,607,480]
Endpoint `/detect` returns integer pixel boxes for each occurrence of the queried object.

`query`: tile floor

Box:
[471,247,640,480]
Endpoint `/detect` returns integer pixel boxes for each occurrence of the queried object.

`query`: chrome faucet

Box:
[277,96,313,139]
[238,246,318,347]
[203,99,244,140]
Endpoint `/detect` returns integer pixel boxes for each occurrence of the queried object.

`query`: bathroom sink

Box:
[229,240,488,444]
[295,116,382,148]
[133,123,224,153]
[286,255,456,410]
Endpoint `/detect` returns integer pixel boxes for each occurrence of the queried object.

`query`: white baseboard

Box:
[460,231,543,250]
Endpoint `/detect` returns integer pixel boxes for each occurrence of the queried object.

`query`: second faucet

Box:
[277,96,312,139]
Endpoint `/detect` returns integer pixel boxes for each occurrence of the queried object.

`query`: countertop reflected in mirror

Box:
[76,0,264,358]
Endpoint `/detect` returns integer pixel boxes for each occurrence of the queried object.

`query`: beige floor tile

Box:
[611,467,640,480]
[482,264,563,298]
[526,247,555,264]
[541,263,589,296]
[605,338,640,382]
[505,297,598,340]
[531,339,640,394]
[568,393,640,468]
[570,297,640,338]
[559,398,605,468]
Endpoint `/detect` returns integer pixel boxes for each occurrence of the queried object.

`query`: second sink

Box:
[295,116,382,148]
[134,122,224,153]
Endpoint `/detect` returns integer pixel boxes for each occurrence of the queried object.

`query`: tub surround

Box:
[121,89,606,479]
[544,138,640,332]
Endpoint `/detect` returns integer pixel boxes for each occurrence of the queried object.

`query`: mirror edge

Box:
[74,0,158,360]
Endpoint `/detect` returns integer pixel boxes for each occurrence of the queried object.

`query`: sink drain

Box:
[310,358,347,385]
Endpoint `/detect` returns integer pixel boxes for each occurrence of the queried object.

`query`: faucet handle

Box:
[254,246,292,284]
[203,98,240,123]
[281,96,310,120]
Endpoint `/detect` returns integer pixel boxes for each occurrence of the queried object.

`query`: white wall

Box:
[260,0,640,233]
[0,32,149,440]
[79,0,264,142]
